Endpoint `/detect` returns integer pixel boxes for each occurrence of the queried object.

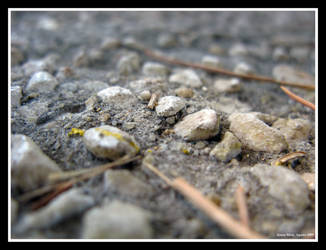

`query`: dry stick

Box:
[19,155,140,206]
[143,161,265,239]
[280,86,316,110]
[128,45,315,91]
[235,185,250,228]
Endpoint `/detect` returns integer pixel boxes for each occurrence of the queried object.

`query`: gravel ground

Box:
[10,11,316,240]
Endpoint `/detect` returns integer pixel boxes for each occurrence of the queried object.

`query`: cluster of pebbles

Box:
[10,11,315,239]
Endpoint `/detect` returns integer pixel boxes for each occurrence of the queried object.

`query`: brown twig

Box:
[123,43,315,91]
[280,86,315,110]
[142,161,265,239]
[235,185,250,228]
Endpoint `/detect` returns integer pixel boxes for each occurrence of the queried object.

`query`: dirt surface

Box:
[10,11,316,240]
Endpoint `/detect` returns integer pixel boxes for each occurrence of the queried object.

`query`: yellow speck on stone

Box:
[182,148,190,155]
[146,149,153,153]
[68,128,85,136]
[94,128,140,153]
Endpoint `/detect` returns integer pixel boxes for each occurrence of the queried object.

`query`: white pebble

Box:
[201,55,223,68]
[83,125,140,160]
[229,43,248,56]
[25,71,58,93]
[138,90,152,101]
[213,78,242,93]
[169,69,203,88]
[97,86,137,105]
[234,62,254,75]
[117,53,140,75]
[142,62,169,77]
[174,109,220,141]
[155,96,185,117]
[11,134,61,192]
[82,200,153,239]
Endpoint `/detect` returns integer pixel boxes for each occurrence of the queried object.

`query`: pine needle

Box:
[280,86,315,110]
[122,43,315,91]
[235,185,250,228]
[142,161,265,239]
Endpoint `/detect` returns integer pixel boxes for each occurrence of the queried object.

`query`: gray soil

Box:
[10,11,315,240]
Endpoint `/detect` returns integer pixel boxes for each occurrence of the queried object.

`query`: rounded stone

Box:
[11,134,62,192]
[82,200,153,239]
[97,86,137,105]
[155,96,185,117]
[213,78,242,93]
[174,109,220,141]
[83,125,140,160]
[25,71,58,93]
[175,87,194,98]
[142,62,169,77]
[169,69,203,88]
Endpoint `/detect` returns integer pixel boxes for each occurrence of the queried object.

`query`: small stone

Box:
[250,164,310,213]
[104,170,153,197]
[272,65,314,86]
[22,54,59,76]
[82,200,153,239]
[210,131,242,162]
[82,81,109,93]
[169,69,203,88]
[209,44,225,55]
[37,17,59,31]
[97,86,137,106]
[11,134,61,192]
[157,33,177,48]
[155,96,185,117]
[100,37,120,50]
[25,71,58,94]
[117,53,140,75]
[175,87,194,98]
[201,55,223,68]
[300,173,315,191]
[85,95,100,110]
[228,112,288,153]
[290,47,310,62]
[174,109,220,141]
[122,122,137,130]
[83,125,140,160]
[234,62,254,75]
[73,50,89,67]
[11,46,24,66]
[88,48,104,63]
[209,97,251,114]
[213,78,242,93]
[142,62,169,77]
[272,118,312,144]
[229,43,248,56]
[11,86,22,107]
[11,199,18,224]
[15,189,94,232]
[138,90,152,101]
[273,47,289,61]
[166,116,176,125]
